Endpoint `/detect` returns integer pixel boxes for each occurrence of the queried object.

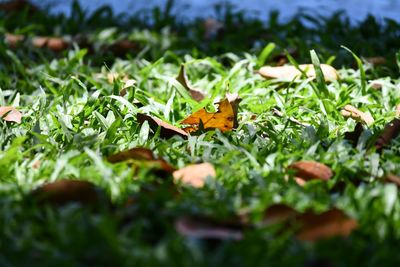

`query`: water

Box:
[30,0,400,23]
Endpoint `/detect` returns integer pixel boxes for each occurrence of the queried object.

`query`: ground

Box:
[1,2,400,266]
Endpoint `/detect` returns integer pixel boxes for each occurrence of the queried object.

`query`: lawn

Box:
[1,1,400,266]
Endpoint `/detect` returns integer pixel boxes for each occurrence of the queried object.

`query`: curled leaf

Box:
[175,216,243,240]
[259,64,338,81]
[288,161,333,185]
[176,65,205,102]
[375,118,400,151]
[341,105,374,126]
[296,208,358,242]
[0,106,22,123]
[31,179,108,207]
[137,113,188,139]
[173,162,216,188]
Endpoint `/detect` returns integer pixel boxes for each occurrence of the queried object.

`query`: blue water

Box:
[31,0,400,23]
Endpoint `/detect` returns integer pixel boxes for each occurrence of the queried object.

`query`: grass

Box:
[1,1,400,266]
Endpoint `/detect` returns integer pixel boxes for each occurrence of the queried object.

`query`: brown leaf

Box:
[176,65,205,102]
[173,163,216,188]
[108,40,139,57]
[0,0,37,13]
[288,161,333,185]
[341,105,374,126]
[137,113,188,139]
[365,57,386,66]
[259,64,339,81]
[0,106,22,123]
[384,174,400,187]
[262,204,299,225]
[31,179,108,206]
[296,208,358,242]
[4,33,24,48]
[271,48,299,66]
[175,216,243,240]
[203,19,224,40]
[107,147,175,173]
[344,122,364,145]
[369,80,383,90]
[31,36,69,52]
[375,118,400,151]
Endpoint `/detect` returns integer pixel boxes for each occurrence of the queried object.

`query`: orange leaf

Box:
[137,113,189,139]
[259,64,338,81]
[0,106,22,123]
[173,162,216,188]
[181,96,239,133]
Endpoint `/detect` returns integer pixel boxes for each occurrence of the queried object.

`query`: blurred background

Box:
[29,0,400,23]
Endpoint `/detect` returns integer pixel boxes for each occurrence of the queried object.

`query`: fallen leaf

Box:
[107,147,175,173]
[369,80,383,90]
[137,113,188,139]
[203,18,224,40]
[375,118,400,151]
[262,204,299,225]
[108,39,139,57]
[0,106,22,123]
[4,33,24,48]
[259,64,339,81]
[175,216,243,240]
[288,161,333,185]
[181,95,240,133]
[384,174,400,187]
[173,162,216,188]
[341,105,374,126]
[296,208,358,242]
[365,56,386,66]
[31,179,108,206]
[0,0,37,13]
[176,65,205,102]
[31,36,69,52]
[344,122,364,145]
[119,79,136,96]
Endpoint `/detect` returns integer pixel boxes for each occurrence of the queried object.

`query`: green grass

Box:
[1,2,400,266]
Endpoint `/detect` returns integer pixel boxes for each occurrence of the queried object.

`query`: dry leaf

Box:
[4,33,24,47]
[181,95,240,133]
[341,105,374,126]
[259,64,338,81]
[384,174,400,187]
[288,161,333,185]
[175,216,243,240]
[262,204,298,225]
[365,57,386,66]
[0,106,22,123]
[296,208,358,242]
[137,113,189,139]
[31,36,69,52]
[176,65,205,102]
[203,18,224,40]
[31,179,108,206]
[108,39,139,57]
[375,118,400,151]
[107,147,175,173]
[370,80,383,90]
[344,122,364,145]
[173,162,216,188]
